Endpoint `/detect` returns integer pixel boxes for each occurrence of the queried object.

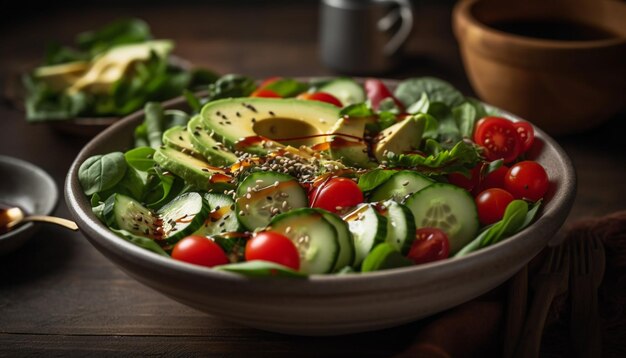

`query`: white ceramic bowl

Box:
[64,84,576,335]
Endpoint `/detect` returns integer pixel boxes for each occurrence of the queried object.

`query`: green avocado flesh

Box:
[200,98,341,154]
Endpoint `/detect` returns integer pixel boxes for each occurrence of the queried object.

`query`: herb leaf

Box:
[358,169,398,192]
[214,260,307,278]
[385,141,481,176]
[395,77,465,108]
[78,152,128,196]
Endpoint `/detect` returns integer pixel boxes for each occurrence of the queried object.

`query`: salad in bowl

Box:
[75,75,551,277]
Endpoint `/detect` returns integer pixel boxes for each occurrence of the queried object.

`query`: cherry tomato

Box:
[364,79,405,111]
[504,161,549,201]
[259,76,282,89]
[172,235,229,268]
[475,188,515,225]
[447,165,482,192]
[250,88,281,98]
[407,228,450,265]
[513,121,535,153]
[478,164,509,192]
[474,117,521,163]
[245,231,300,270]
[297,91,343,107]
[309,177,364,213]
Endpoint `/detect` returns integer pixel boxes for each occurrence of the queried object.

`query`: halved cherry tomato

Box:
[474,117,521,163]
[504,161,549,202]
[475,188,515,225]
[172,235,229,268]
[250,88,281,98]
[259,76,282,89]
[447,165,482,192]
[407,228,450,265]
[309,177,363,213]
[364,79,405,111]
[245,231,300,270]
[297,91,343,107]
[478,164,509,192]
[513,121,535,153]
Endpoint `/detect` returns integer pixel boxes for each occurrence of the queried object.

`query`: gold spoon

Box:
[0,207,78,234]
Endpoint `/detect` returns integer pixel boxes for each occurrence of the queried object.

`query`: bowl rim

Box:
[453,0,626,51]
[64,78,577,294]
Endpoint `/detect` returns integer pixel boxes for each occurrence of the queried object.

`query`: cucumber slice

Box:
[193,193,242,237]
[370,170,434,202]
[313,208,355,271]
[103,193,159,238]
[317,78,366,106]
[404,183,479,253]
[157,192,210,245]
[342,204,388,267]
[375,201,416,254]
[361,243,413,273]
[269,208,339,274]
[235,171,308,231]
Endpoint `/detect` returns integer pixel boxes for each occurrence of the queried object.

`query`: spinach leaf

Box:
[339,103,374,118]
[378,97,402,114]
[394,77,464,108]
[144,102,164,149]
[455,200,542,257]
[358,169,398,192]
[452,102,477,138]
[361,243,413,272]
[77,18,151,56]
[214,260,307,278]
[204,74,256,102]
[78,152,127,196]
[124,147,156,171]
[429,102,461,147]
[114,166,147,201]
[263,78,308,97]
[385,141,481,176]
[145,171,184,210]
[110,228,169,257]
[406,92,429,114]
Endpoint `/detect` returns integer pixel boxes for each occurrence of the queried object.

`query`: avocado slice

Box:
[163,126,200,156]
[200,98,341,154]
[187,115,237,166]
[327,116,376,169]
[374,115,426,162]
[69,40,173,94]
[33,61,89,91]
[153,146,233,192]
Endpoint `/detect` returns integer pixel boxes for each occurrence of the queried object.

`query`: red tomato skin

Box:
[478,165,509,192]
[407,228,450,265]
[309,177,364,213]
[448,165,482,192]
[259,76,282,89]
[245,232,300,270]
[513,121,535,153]
[475,188,515,225]
[474,117,522,163]
[364,79,405,111]
[250,88,281,98]
[504,161,549,202]
[297,92,343,107]
[172,236,229,268]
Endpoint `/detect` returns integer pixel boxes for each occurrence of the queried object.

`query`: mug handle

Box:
[378,0,414,56]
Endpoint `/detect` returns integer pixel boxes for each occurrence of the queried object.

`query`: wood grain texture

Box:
[0,1,624,356]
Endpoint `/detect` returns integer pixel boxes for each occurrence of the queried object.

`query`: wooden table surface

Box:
[1,1,625,356]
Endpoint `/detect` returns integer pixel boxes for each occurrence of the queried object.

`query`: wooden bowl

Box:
[453,0,626,135]
[64,84,576,335]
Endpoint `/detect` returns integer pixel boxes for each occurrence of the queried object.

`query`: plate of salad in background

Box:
[11,18,217,136]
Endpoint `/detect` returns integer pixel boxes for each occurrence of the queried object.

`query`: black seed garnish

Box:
[266,196,272,201]
[269,111,275,116]
[221,114,228,120]
[178,136,184,141]
[193,131,200,136]
[201,168,210,172]
[195,126,202,130]
[251,118,256,123]
[216,111,222,116]
[236,112,241,117]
